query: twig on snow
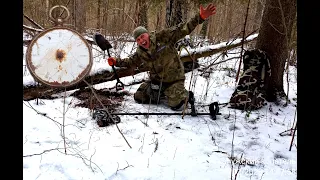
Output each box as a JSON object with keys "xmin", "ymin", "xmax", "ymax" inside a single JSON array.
[
  {"xmin": 154, "ymin": 138, "xmax": 159, "ymax": 153},
  {"xmin": 23, "ymin": 101, "xmax": 62, "ymax": 128},
  {"xmin": 207, "ymin": 123, "xmax": 217, "ymax": 146},
  {"xmin": 23, "ymin": 148, "xmax": 65, "ymax": 157},
  {"xmin": 173, "ymin": 147, "xmax": 177, "ymax": 160},
  {"xmin": 289, "ymin": 123, "xmax": 297, "ymax": 151},
  {"xmin": 116, "ymin": 161, "xmax": 134, "ymax": 174}
]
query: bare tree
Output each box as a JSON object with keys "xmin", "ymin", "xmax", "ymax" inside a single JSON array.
[
  {"xmin": 255, "ymin": 0, "xmax": 296, "ymax": 102},
  {"xmin": 97, "ymin": 0, "xmax": 102, "ymax": 29},
  {"xmin": 74, "ymin": 0, "xmax": 86, "ymax": 33},
  {"xmin": 252, "ymin": 0, "xmax": 265, "ymax": 31},
  {"xmin": 138, "ymin": 0, "xmax": 148, "ymax": 28},
  {"xmin": 165, "ymin": 0, "xmax": 184, "ymax": 28}
]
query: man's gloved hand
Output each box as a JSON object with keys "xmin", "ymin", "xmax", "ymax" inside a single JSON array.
[
  {"xmin": 200, "ymin": 3, "xmax": 216, "ymax": 20},
  {"xmin": 107, "ymin": 57, "xmax": 116, "ymax": 66}
]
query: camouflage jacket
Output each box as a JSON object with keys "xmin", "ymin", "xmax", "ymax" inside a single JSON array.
[{"xmin": 115, "ymin": 13, "xmax": 205, "ymax": 84}]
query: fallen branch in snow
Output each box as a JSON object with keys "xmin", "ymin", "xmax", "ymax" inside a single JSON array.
[
  {"xmin": 173, "ymin": 147, "xmax": 178, "ymax": 160},
  {"xmin": 154, "ymin": 138, "xmax": 159, "ymax": 153},
  {"xmin": 289, "ymin": 121, "xmax": 297, "ymax": 151},
  {"xmin": 279, "ymin": 128, "xmax": 295, "ymax": 136},
  {"xmin": 62, "ymin": 90, "xmax": 68, "ymax": 155},
  {"xmin": 23, "ymin": 148, "xmax": 65, "ymax": 157},
  {"xmin": 212, "ymin": 150, "xmax": 228, "ymax": 154},
  {"xmin": 23, "ymin": 35, "xmax": 257, "ymax": 101},
  {"xmin": 230, "ymin": 153, "xmax": 244, "ymax": 180},
  {"xmin": 23, "ymin": 14, "xmax": 44, "ymax": 30},
  {"xmin": 57, "ymin": 147, "xmax": 103, "ymax": 174},
  {"xmin": 207, "ymin": 124, "xmax": 217, "ymax": 146},
  {"xmin": 23, "ymin": 23, "xmax": 95, "ymax": 46},
  {"xmin": 199, "ymin": 56, "xmax": 240, "ymax": 76}
]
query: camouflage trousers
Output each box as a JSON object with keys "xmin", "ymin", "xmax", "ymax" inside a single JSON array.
[{"xmin": 134, "ymin": 80, "xmax": 188, "ymax": 107}]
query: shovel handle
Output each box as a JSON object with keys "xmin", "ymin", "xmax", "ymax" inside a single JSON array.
[
  {"xmin": 116, "ymin": 81, "xmax": 124, "ymax": 91},
  {"xmin": 107, "ymin": 49, "xmax": 124, "ymax": 91}
]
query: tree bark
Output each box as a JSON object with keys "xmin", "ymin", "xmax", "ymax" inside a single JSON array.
[
  {"xmin": 97, "ymin": 0, "xmax": 102, "ymax": 29},
  {"xmin": 165, "ymin": 0, "xmax": 183, "ymax": 28},
  {"xmin": 252, "ymin": 0, "xmax": 265, "ymax": 31},
  {"xmin": 138, "ymin": 0, "xmax": 148, "ymax": 28},
  {"xmin": 74, "ymin": 0, "xmax": 86, "ymax": 33},
  {"xmin": 255, "ymin": 0, "xmax": 296, "ymax": 102}
]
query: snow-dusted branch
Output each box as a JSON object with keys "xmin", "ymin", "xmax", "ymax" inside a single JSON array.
[{"xmin": 23, "ymin": 148, "xmax": 65, "ymax": 157}]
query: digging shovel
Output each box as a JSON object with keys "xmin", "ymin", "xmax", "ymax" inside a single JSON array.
[{"xmin": 93, "ymin": 33, "xmax": 124, "ymax": 91}]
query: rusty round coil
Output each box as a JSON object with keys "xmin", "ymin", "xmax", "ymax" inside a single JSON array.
[
  {"xmin": 49, "ymin": 5, "xmax": 70, "ymax": 26},
  {"xmin": 26, "ymin": 27, "xmax": 93, "ymax": 88}
]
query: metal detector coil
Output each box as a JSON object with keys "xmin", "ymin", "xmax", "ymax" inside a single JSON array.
[{"xmin": 25, "ymin": 5, "xmax": 93, "ymax": 88}]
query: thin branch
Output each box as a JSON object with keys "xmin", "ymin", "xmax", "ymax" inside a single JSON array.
[
  {"xmin": 116, "ymin": 161, "xmax": 134, "ymax": 174},
  {"xmin": 207, "ymin": 123, "xmax": 217, "ymax": 146},
  {"xmin": 23, "ymin": 14, "xmax": 44, "ymax": 29},
  {"xmin": 154, "ymin": 138, "xmax": 159, "ymax": 153},
  {"xmin": 173, "ymin": 147, "xmax": 177, "ymax": 160},
  {"xmin": 289, "ymin": 122, "xmax": 297, "ymax": 151},
  {"xmin": 23, "ymin": 101, "xmax": 62, "ymax": 127},
  {"xmin": 23, "ymin": 148, "xmax": 65, "ymax": 157},
  {"xmin": 200, "ymin": 56, "xmax": 240, "ymax": 76},
  {"xmin": 62, "ymin": 88, "xmax": 67, "ymax": 154},
  {"xmin": 57, "ymin": 147, "xmax": 103, "ymax": 174},
  {"xmin": 235, "ymin": 0, "xmax": 251, "ymax": 83},
  {"xmin": 234, "ymin": 154, "xmax": 244, "ymax": 180},
  {"xmin": 212, "ymin": 150, "xmax": 228, "ymax": 155}
]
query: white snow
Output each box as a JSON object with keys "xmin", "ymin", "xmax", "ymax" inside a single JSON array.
[{"xmin": 23, "ymin": 33, "xmax": 297, "ymax": 180}]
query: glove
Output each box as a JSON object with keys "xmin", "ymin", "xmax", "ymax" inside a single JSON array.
[
  {"xmin": 200, "ymin": 3, "xmax": 216, "ymax": 20},
  {"xmin": 107, "ymin": 57, "xmax": 116, "ymax": 66}
]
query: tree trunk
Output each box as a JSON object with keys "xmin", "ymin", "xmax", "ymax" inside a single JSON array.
[
  {"xmin": 103, "ymin": 0, "xmax": 108, "ymax": 35},
  {"xmin": 74, "ymin": 0, "xmax": 86, "ymax": 33},
  {"xmin": 46, "ymin": 0, "xmax": 50, "ymax": 26},
  {"xmin": 165, "ymin": 0, "xmax": 173, "ymax": 28},
  {"xmin": 165, "ymin": 0, "xmax": 183, "ymax": 28},
  {"xmin": 252, "ymin": 0, "xmax": 265, "ymax": 31},
  {"xmin": 255, "ymin": 0, "xmax": 296, "ymax": 102},
  {"xmin": 97, "ymin": 0, "xmax": 102, "ymax": 29},
  {"xmin": 138, "ymin": 0, "xmax": 148, "ymax": 28}
]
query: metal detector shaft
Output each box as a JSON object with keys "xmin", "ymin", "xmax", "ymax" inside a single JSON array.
[{"xmin": 111, "ymin": 112, "xmax": 212, "ymax": 116}]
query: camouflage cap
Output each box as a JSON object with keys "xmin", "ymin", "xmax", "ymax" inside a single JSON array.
[{"xmin": 133, "ymin": 26, "xmax": 148, "ymax": 40}]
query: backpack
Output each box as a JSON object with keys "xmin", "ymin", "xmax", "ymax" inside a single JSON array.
[{"xmin": 229, "ymin": 49, "xmax": 271, "ymax": 110}]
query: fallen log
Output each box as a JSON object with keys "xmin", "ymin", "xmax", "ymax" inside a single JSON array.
[{"xmin": 23, "ymin": 35, "xmax": 257, "ymax": 101}]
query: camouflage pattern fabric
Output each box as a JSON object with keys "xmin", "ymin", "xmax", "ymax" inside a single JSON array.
[
  {"xmin": 229, "ymin": 49, "xmax": 271, "ymax": 110},
  {"xmin": 134, "ymin": 80, "xmax": 188, "ymax": 107},
  {"xmin": 115, "ymin": 13, "xmax": 205, "ymax": 107}
]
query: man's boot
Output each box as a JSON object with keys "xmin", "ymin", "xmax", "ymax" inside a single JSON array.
[{"xmin": 188, "ymin": 91, "xmax": 197, "ymax": 116}]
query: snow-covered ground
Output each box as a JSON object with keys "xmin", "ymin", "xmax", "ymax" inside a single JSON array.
[{"xmin": 23, "ymin": 33, "xmax": 297, "ymax": 180}]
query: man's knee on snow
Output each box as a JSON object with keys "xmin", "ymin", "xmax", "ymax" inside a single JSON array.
[
  {"xmin": 134, "ymin": 91, "xmax": 150, "ymax": 104},
  {"xmin": 134, "ymin": 82, "xmax": 162, "ymax": 104},
  {"xmin": 134, "ymin": 82, "xmax": 151, "ymax": 104},
  {"xmin": 164, "ymin": 81, "xmax": 188, "ymax": 108}
]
